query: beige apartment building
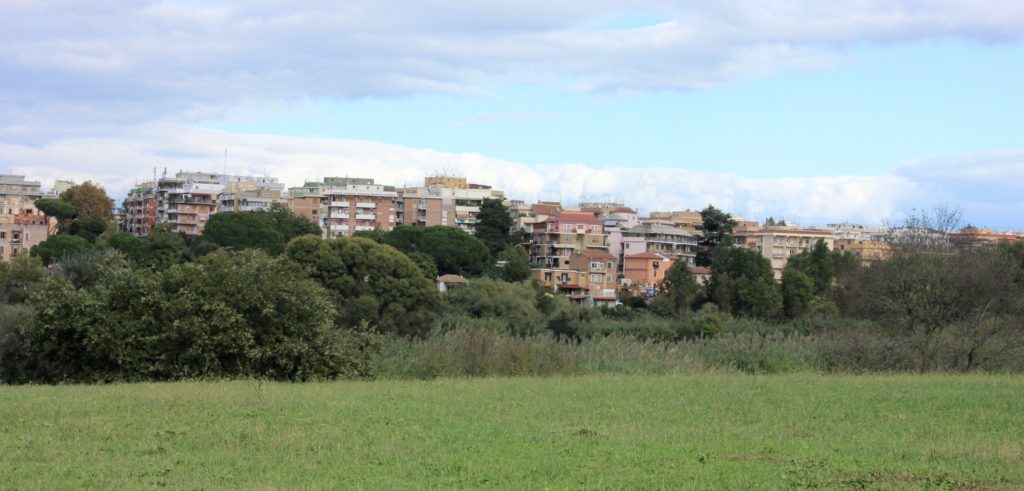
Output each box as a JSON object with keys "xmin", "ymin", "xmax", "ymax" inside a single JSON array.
[
  {"xmin": 0, "ymin": 223, "xmax": 48, "ymax": 262},
  {"xmin": 530, "ymin": 211, "xmax": 608, "ymax": 269},
  {"xmin": 646, "ymin": 210, "xmax": 702, "ymax": 229},
  {"xmin": 398, "ymin": 176, "xmax": 504, "ymax": 234},
  {"xmin": 620, "ymin": 223, "xmax": 699, "ymax": 266},
  {"xmin": 734, "ymin": 226, "xmax": 835, "ymax": 279},
  {"xmin": 834, "ymin": 238, "xmax": 891, "ymax": 265}
]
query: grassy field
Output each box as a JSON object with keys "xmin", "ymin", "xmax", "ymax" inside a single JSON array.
[{"xmin": 2, "ymin": 374, "xmax": 1022, "ymax": 489}]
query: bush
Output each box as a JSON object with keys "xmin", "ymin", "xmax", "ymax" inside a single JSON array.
[{"xmin": 445, "ymin": 278, "xmax": 546, "ymax": 336}]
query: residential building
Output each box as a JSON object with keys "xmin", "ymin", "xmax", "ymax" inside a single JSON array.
[
  {"xmin": 621, "ymin": 223, "xmax": 699, "ymax": 266},
  {"xmin": 601, "ymin": 207, "xmax": 640, "ymax": 267},
  {"xmin": 0, "ymin": 223, "xmax": 48, "ymax": 262},
  {"xmin": 622, "ymin": 251, "xmax": 674, "ymax": 295},
  {"xmin": 531, "ymin": 248, "xmax": 618, "ymax": 307},
  {"xmin": 827, "ymin": 222, "xmax": 888, "ymax": 241},
  {"xmin": 834, "ymin": 238, "xmax": 892, "ymax": 265},
  {"xmin": 734, "ymin": 226, "xmax": 835, "ymax": 279},
  {"xmin": 949, "ymin": 228, "xmax": 1022, "ymax": 248},
  {"xmin": 530, "ymin": 211, "xmax": 607, "ymax": 268},
  {"xmin": 217, "ymin": 186, "xmax": 286, "ymax": 213},
  {"xmin": 156, "ymin": 173, "xmax": 222, "ymax": 236},
  {"xmin": 509, "ymin": 201, "xmax": 561, "ymax": 234},
  {"xmin": 646, "ymin": 210, "xmax": 702, "ymax": 229},
  {"xmin": 0, "ymin": 175, "xmax": 44, "ymax": 222},
  {"xmin": 397, "ymin": 176, "xmax": 504, "ymax": 234},
  {"xmin": 124, "ymin": 181, "xmax": 159, "ymax": 237},
  {"xmin": 323, "ymin": 180, "xmax": 399, "ymax": 238}
]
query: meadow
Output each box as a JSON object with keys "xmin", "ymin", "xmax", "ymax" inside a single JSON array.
[{"xmin": 2, "ymin": 374, "xmax": 1023, "ymax": 489}]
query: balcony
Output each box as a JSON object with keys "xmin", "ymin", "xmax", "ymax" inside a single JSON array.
[
  {"xmin": 329, "ymin": 211, "xmax": 349, "ymax": 219},
  {"xmin": 355, "ymin": 214, "xmax": 376, "ymax": 221},
  {"xmin": 355, "ymin": 202, "xmax": 376, "ymax": 209},
  {"xmin": 330, "ymin": 202, "xmax": 350, "ymax": 208}
]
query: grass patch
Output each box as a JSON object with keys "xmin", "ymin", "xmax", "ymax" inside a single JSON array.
[{"xmin": 1, "ymin": 374, "xmax": 1022, "ymax": 489}]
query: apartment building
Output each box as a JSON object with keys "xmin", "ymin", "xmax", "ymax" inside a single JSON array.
[
  {"xmin": 949, "ymin": 229, "xmax": 1022, "ymax": 248},
  {"xmin": 601, "ymin": 207, "xmax": 640, "ymax": 267},
  {"xmin": 530, "ymin": 211, "xmax": 607, "ymax": 268},
  {"xmin": 622, "ymin": 251, "xmax": 674, "ymax": 295},
  {"xmin": 734, "ymin": 226, "xmax": 836, "ymax": 279},
  {"xmin": 124, "ymin": 182, "xmax": 159, "ymax": 237},
  {"xmin": 397, "ymin": 176, "xmax": 504, "ymax": 234},
  {"xmin": 646, "ymin": 210, "xmax": 702, "ymax": 229},
  {"xmin": 217, "ymin": 186, "xmax": 287, "ymax": 213},
  {"xmin": 835, "ymin": 238, "xmax": 892, "ymax": 265},
  {"xmin": 620, "ymin": 223, "xmax": 699, "ymax": 266},
  {"xmin": 323, "ymin": 180, "xmax": 399, "ymax": 238},
  {"xmin": 531, "ymin": 248, "xmax": 618, "ymax": 307},
  {"xmin": 0, "ymin": 175, "xmax": 44, "ymax": 223},
  {"xmin": 509, "ymin": 201, "xmax": 561, "ymax": 234},
  {"xmin": 156, "ymin": 173, "xmax": 222, "ymax": 236},
  {"xmin": 0, "ymin": 223, "xmax": 48, "ymax": 262}
]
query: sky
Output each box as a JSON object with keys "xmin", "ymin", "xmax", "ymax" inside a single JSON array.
[{"xmin": 2, "ymin": 1, "xmax": 1023, "ymax": 228}]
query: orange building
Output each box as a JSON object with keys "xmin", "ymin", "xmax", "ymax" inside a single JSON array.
[
  {"xmin": 622, "ymin": 251, "xmax": 674, "ymax": 295},
  {"xmin": 531, "ymin": 248, "xmax": 619, "ymax": 307}
]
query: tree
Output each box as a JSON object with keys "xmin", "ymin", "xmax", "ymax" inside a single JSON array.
[
  {"xmin": 785, "ymin": 239, "xmax": 834, "ymax": 296},
  {"xmin": 707, "ymin": 245, "xmax": 782, "ymax": 320},
  {"xmin": 781, "ymin": 267, "xmax": 815, "ymax": 318},
  {"xmin": 68, "ymin": 216, "xmax": 112, "ymax": 243},
  {"xmin": 201, "ymin": 211, "xmax": 286, "ymax": 255},
  {"xmin": 3, "ymin": 249, "xmax": 371, "ymax": 383},
  {"xmin": 286, "ymin": 235, "xmax": 441, "ymax": 337},
  {"xmin": 0, "ymin": 254, "xmax": 45, "ymax": 304},
  {"xmin": 382, "ymin": 225, "xmax": 490, "ymax": 276},
  {"xmin": 843, "ymin": 247, "xmax": 1022, "ymax": 372},
  {"xmin": 446, "ymin": 278, "xmax": 546, "ymax": 336},
  {"xmin": 265, "ymin": 203, "xmax": 321, "ymax": 241},
  {"xmin": 33, "ymin": 199, "xmax": 78, "ymax": 232},
  {"xmin": 60, "ymin": 181, "xmax": 114, "ymax": 220},
  {"xmin": 475, "ymin": 199, "xmax": 514, "ymax": 256},
  {"xmin": 659, "ymin": 260, "xmax": 699, "ymax": 317},
  {"xmin": 495, "ymin": 246, "xmax": 531, "ymax": 282},
  {"xmin": 29, "ymin": 234, "xmax": 93, "ymax": 265},
  {"xmin": 696, "ymin": 205, "xmax": 737, "ymax": 267}
]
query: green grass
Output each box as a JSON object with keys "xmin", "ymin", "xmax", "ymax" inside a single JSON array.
[{"xmin": 2, "ymin": 374, "xmax": 1023, "ymax": 489}]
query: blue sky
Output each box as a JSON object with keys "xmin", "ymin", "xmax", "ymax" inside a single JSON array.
[
  {"xmin": 208, "ymin": 40, "xmax": 1023, "ymax": 178},
  {"xmin": 2, "ymin": 1, "xmax": 1023, "ymax": 227}
]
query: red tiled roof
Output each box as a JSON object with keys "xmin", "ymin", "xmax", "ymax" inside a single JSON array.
[
  {"xmin": 613, "ymin": 207, "xmax": 637, "ymax": 214},
  {"xmin": 580, "ymin": 249, "xmax": 616, "ymax": 260},
  {"xmin": 546, "ymin": 211, "xmax": 601, "ymax": 224},
  {"xmin": 532, "ymin": 203, "xmax": 561, "ymax": 215},
  {"xmin": 691, "ymin": 266, "xmax": 711, "ymax": 275}
]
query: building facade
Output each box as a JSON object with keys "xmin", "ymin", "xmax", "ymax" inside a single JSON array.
[
  {"xmin": 0, "ymin": 223, "xmax": 48, "ymax": 262},
  {"xmin": 323, "ymin": 181, "xmax": 399, "ymax": 238},
  {"xmin": 734, "ymin": 226, "xmax": 836, "ymax": 279},
  {"xmin": 620, "ymin": 223, "xmax": 699, "ymax": 266},
  {"xmin": 530, "ymin": 211, "xmax": 607, "ymax": 268},
  {"xmin": 397, "ymin": 176, "xmax": 504, "ymax": 234}
]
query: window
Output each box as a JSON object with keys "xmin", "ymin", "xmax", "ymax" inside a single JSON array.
[
  {"xmin": 0, "ymin": 231, "xmax": 4, "ymax": 239},
  {"xmin": 590, "ymin": 274, "xmax": 603, "ymax": 283},
  {"xmin": 560, "ymin": 273, "xmax": 570, "ymax": 282},
  {"xmin": 544, "ymin": 272, "xmax": 552, "ymax": 281},
  {"xmin": 607, "ymin": 261, "xmax": 613, "ymax": 269},
  {"xmin": 590, "ymin": 261, "xmax": 602, "ymax": 270}
]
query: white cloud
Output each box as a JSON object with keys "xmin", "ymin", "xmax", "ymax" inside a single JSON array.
[
  {"xmin": 17, "ymin": 124, "xmax": 1020, "ymax": 227},
  {"xmin": 1, "ymin": 1, "xmax": 1022, "ymax": 133}
]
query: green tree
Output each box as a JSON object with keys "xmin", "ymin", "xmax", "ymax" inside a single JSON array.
[
  {"xmin": 0, "ymin": 254, "xmax": 46, "ymax": 304},
  {"xmin": 202, "ymin": 211, "xmax": 286, "ymax": 255},
  {"xmin": 29, "ymin": 234, "xmax": 93, "ymax": 265},
  {"xmin": 660, "ymin": 260, "xmax": 699, "ymax": 317},
  {"xmin": 785, "ymin": 239, "xmax": 834, "ymax": 295},
  {"xmin": 475, "ymin": 199, "xmax": 514, "ymax": 256},
  {"xmin": 781, "ymin": 267, "xmax": 815, "ymax": 318},
  {"xmin": 286, "ymin": 235, "xmax": 441, "ymax": 337},
  {"xmin": 696, "ymin": 205, "xmax": 738, "ymax": 267},
  {"xmin": 707, "ymin": 245, "xmax": 782, "ymax": 320},
  {"xmin": 68, "ymin": 216, "xmax": 112, "ymax": 243},
  {"xmin": 495, "ymin": 246, "xmax": 531, "ymax": 282},
  {"xmin": 266, "ymin": 203, "xmax": 321, "ymax": 241},
  {"xmin": 383, "ymin": 225, "xmax": 490, "ymax": 276},
  {"xmin": 33, "ymin": 199, "xmax": 78, "ymax": 232},
  {"xmin": 445, "ymin": 278, "xmax": 546, "ymax": 336},
  {"xmin": 60, "ymin": 181, "xmax": 114, "ymax": 220}
]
